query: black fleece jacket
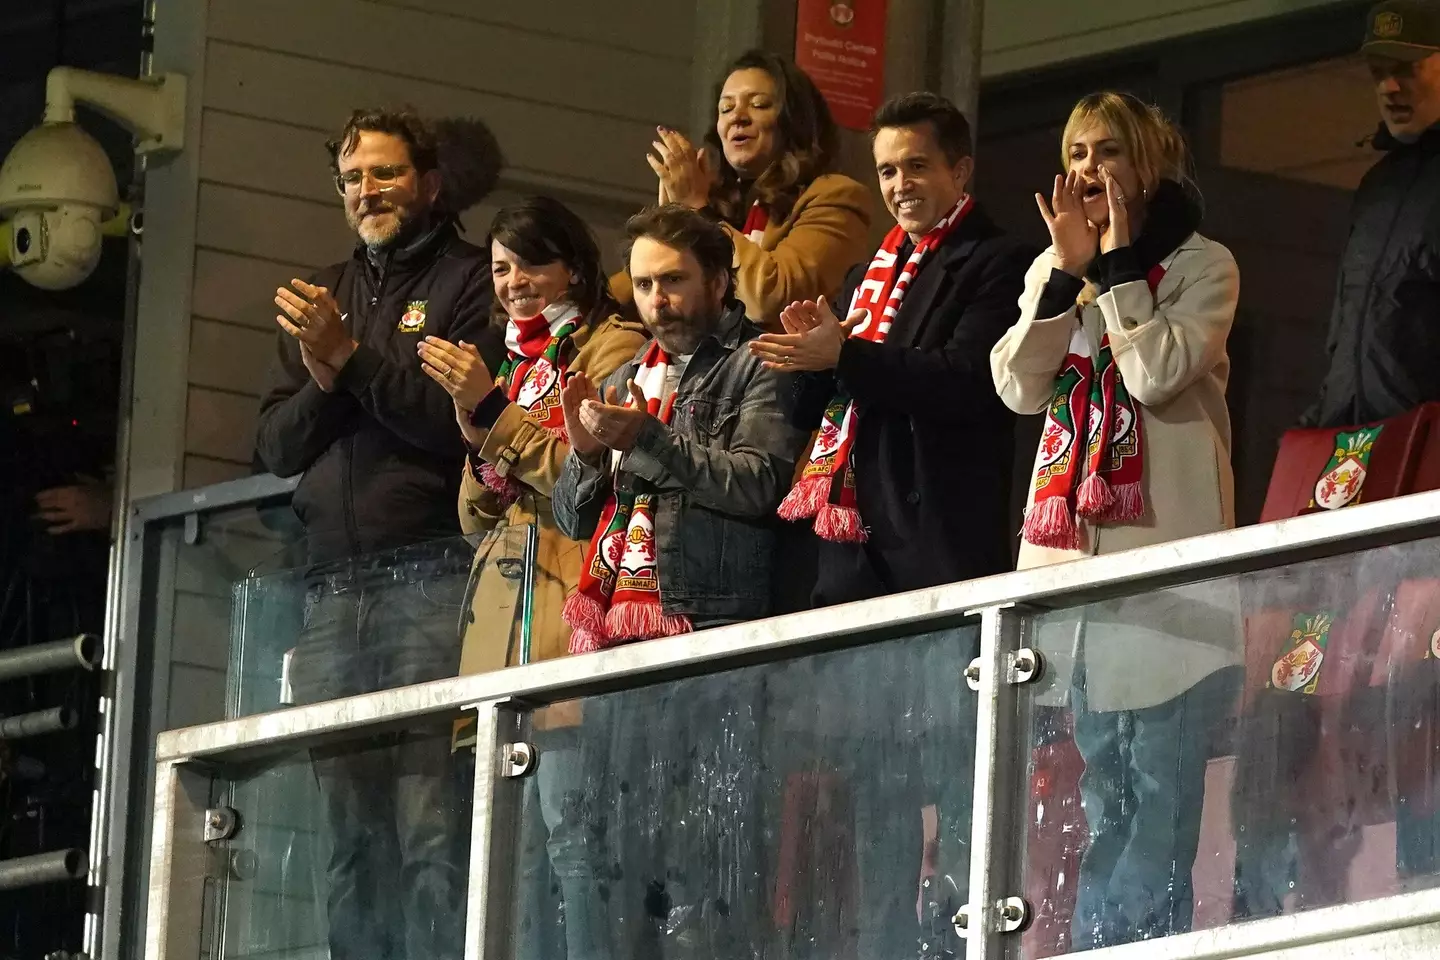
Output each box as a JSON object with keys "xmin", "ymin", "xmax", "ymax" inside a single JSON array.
[{"xmin": 254, "ymin": 219, "xmax": 504, "ymax": 563}]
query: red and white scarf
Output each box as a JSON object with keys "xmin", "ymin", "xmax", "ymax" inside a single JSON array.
[
  {"xmin": 562, "ymin": 342, "xmax": 693, "ymax": 653},
  {"xmin": 476, "ymin": 304, "xmax": 580, "ymax": 506},
  {"xmin": 1023, "ymin": 265, "xmax": 1165, "ymax": 549},
  {"xmin": 741, "ymin": 202, "xmax": 769, "ymax": 244},
  {"xmin": 778, "ymin": 195, "xmax": 973, "ymax": 542}
]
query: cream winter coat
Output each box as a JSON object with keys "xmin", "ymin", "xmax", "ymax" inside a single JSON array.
[{"xmin": 990, "ymin": 232, "xmax": 1243, "ymax": 711}]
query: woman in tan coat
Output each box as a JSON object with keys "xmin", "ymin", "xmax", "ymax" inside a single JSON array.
[
  {"xmin": 420, "ymin": 196, "xmax": 645, "ymax": 960},
  {"xmin": 614, "ymin": 49, "xmax": 872, "ymax": 331},
  {"xmin": 990, "ymin": 93, "xmax": 1242, "ymax": 950}
]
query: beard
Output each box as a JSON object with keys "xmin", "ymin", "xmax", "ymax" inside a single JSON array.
[
  {"xmin": 644, "ymin": 304, "xmax": 717, "ymax": 357},
  {"xmin": 347, "ymin": 198, "xmax": 427, "ymax": 251}
]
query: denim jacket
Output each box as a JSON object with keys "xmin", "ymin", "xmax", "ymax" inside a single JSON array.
[{"xmin": 552, "ymin": 304, "xmax": 807, "ymax": 624}]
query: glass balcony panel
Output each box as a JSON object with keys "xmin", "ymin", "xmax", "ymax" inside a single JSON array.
[
  {"xmin": 503, "ymin": 624, "xmax": 978, "ymax": 960},
  {"xmin": 227, "ymin": 522, "xmax": 536, "ymax": 719},
  {"xmin": 211, "ymin": 716, "xmax": 476, "ymax": 960},
  {"xmin": 1015, "ymin": 537, "xmax": 1440, "ymax": 956}
]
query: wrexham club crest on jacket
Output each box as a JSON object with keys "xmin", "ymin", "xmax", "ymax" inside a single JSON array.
[
  {"xmin": 398, "ymin": 300, "xmax": 427, "ymax": 333},
  {"xmin": 1310, "ymin": 425, "xmax": 1383, "ymax": 511},
  {"xmin": 1270, "ymin": 611, "xmax": 1335, "ymax": 694}
]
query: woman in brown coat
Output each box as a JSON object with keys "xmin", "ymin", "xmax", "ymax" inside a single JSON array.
[
  {"xmin": 420, "ymin": 196, "xmax": 645, "ymax": 960},
  {"xmin": 613, "ymin": 49, "xmax": 872, "ymax": 331}
]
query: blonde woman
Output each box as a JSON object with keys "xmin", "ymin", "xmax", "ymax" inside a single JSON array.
[{"xmin": 991, "ymin": 92, "xmax": 1242, "ymax": 949}]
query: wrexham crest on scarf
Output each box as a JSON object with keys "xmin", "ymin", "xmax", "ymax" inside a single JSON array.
[
  {"xmin": 514, "ymin": 357, "xmax": 561, "ymax": 417},
  {"xmin": 1310, "ymin": 425, "xmax": 1383, "ymax": 511},
  {"xmin": 1035, "ymin": 368, "xmax": 1085, "ymax": 483},
  {"xmin": 1270, "ymin": 611, "xmax": 1335, "ymax": 694},
  {"xmin": 397, "ymin": 300, "xmax": 427, "ymax": 333}
]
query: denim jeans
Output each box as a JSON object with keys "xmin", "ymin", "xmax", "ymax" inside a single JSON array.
[
  {"xmin": 769, "ymin": 628, "xmax": 977, "ymax": 960},
  {"xmin": 516, "ymin": 738, "xmax": 614, "ymax": 960},
  {"xmin": 1070, "ymin": 665, "xmax": 1240, "ymax": 951},
  {"xmin": 289, "ymin": 564, "xmax": 471, "ymax": 960}
]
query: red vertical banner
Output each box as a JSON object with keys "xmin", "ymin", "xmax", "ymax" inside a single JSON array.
[{"xmin": 794, "ymin": 0, "xmax": 888, "ymax": 131}]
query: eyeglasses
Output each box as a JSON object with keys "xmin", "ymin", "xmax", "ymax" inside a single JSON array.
[{"xmin": 333, "ymin": 164, "xmax": 412, "ymax": 196}]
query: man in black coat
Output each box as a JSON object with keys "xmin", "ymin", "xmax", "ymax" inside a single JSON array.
[
  {"xmin": 254, "ymin": 108, "xmax": 502, "ymax": 960},
  {"xmin": 1303, "ymin": 0, "xmax": 1440, "ymax": 428},
  {"xmin": 752, "ymin": 92, "xmax": 1031, "ymax": 606},
  {"xmin": 751, "ymin": 91, "xmax": 1032, "ymax": 959},
  {"xmin": 1238, "ymin": 1, "xmax": 1440, "ymax": 921}
]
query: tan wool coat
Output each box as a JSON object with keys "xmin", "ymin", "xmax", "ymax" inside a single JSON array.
[
  {"xmin": 991, "ymin": 233, "xmax": 1244, "ymax": 711},
  {"xmin": 613, "ymin": 173, "xmax": 873, "ymax": 331},
  {"xmin": 456, "ymin": 313, "xmax": 649, "ymax": 680}
]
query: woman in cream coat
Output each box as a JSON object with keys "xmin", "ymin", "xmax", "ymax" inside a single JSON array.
[{"xmin": 991, "ymin": 93, "xmax": 1243, "ymax": 950}]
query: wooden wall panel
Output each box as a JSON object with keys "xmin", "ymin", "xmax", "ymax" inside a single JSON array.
[
  {"xmin": 202, "ymin": 41, "xmax": 655, "ymax": 198},
  {"xmin": 207, "ymin": 0, "xmax": 687, "ymax": 125},
  {"xmin": 175, "ymin": 0, "xmax": 699, "ymax": 485},
  {"xmin": 192, "ymin": 249, "xmax": 314, "ymax": 331},
  {"xmin": 184, "ymin": 385, "xmax": 258, "ymax": 465},
  {"xmin": 368, "ymin": 0, "xmax": 695, "ymax": 54},
  {"xmin": 195, "ymin": 182, "xmax": 351, "ymax": 269},
  {"xmin": 189, "ymin": 319, "xmax": 275, "ymax": 397}
]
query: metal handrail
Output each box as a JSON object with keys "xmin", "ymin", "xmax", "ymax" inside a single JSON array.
[{"xmin": 154, "ymin": 485, "xmax": 1440, "ymax": 763}]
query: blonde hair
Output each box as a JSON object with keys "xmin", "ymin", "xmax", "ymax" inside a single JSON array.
[{"xmin": 1060, "ymin": 92, "xmax": 1194, "ymax": 196}]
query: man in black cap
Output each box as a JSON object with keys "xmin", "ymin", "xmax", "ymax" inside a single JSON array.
[
  {"xmin": 1237, "ymin": 1, "xmax": 1440, "ymax": 921},
  {"xmin": 1303, "ymin": 0, "xmax": 1440, "ymax": 427}
]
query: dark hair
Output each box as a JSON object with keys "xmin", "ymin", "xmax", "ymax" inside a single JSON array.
[
  {"xmin": 702, "ymin": 50, "xmax": 839, "ymax": 225},
  {"xmin": 326, "ymin": 106, "xmax": 439, "ymax": 176},
  {"xmin": 486, "ymin": 196, "xmax": 617, "ymax": 328},
  {"xmin": 871, "ymin": 92, "xmax": 973, "ymax": 164},
  {"xmin": 622, "ymin": 204, "xmax": 736, "ymax": 302}
]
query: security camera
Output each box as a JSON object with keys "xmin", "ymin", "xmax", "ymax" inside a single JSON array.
[
  {"xmin": 0, "ymin": 67, "xmax": 185, "ymax": 291},
  {"xmin": 0, "ymin": 122, "xmax": 116, "ymax": 290}
]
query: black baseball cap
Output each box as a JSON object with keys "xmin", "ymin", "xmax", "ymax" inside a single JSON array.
[{"xmin": 1363, "ymin": 0, "xmax": 1440, "ymax": 60}]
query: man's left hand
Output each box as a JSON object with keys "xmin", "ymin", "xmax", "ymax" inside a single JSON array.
[
  {"xmin": 579, "ymin": 381, "xmax": 652, "ymax": 452},
  {"xmin": 275, "ymin": 279, "xmax": 357, "ymax": 370},
  {"xmin": 749, "ymin": 296, "xmax": 864, "ymax": 372}
]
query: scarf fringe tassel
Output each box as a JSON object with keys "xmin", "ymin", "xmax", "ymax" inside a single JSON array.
[
  {"xmin": 604, "ymin": 602, "xmax": 693, "ymax": 644},
  {"xmin": 777, "ymin": 476, "xmax": 829, "ymax": 522},
  {"xmin": 1076, "ymin": 473, "xmax": 1113, "ymax": 516},
  {"xmin": 563, "ymin": 593, "xmax": 608, "ymax": 655},
  {"xmin": 477, "ymin": 462, "xmax": 521, "ymax": 509},
  {"xmin": 814, "ymin": 504, "xmax": 868, "ymax": 544},
  {"xmin": 1099, "ymin": 481, "xmax": 1144, "ymax": 524},
  {"xmin": 779, "ymin": 478, "xmax": 868, "ymax": 543},
  {"xmin": 1022, "ymin": 497, "xmax": 1081, "ymax": 550},
  {"xmin": 564, "ymin": 594, "xmax": 694, "ymax": 654}
]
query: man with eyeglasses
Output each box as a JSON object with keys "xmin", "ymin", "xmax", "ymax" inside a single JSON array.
[{"xmin": 254, "ymin": 108, "xmax": 502, "ymax": 960}]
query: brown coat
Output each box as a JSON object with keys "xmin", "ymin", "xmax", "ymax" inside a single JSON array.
[
  {"xmin": 457, "ymin": 313, "xmax": 649, "ymax": 678},
  {"xmin": 612, "ymin": 174, "xmax": 873, "ymax": 330},
  {"xmin": 991, "ymin": 234, "xmax": 1243, "ymax": 711}
]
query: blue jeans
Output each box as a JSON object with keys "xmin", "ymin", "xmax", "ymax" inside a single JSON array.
[
  {"xmin": 1070, "ymin": 666, "xmax": 1240, "ymax": 951},
  {"xmin": 290, "ymin": 564, "xmax": 471, "ymax": 960},
  {"xmin": 516, "ymin": 740, "xmax": 613, "ymax": 960}
]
